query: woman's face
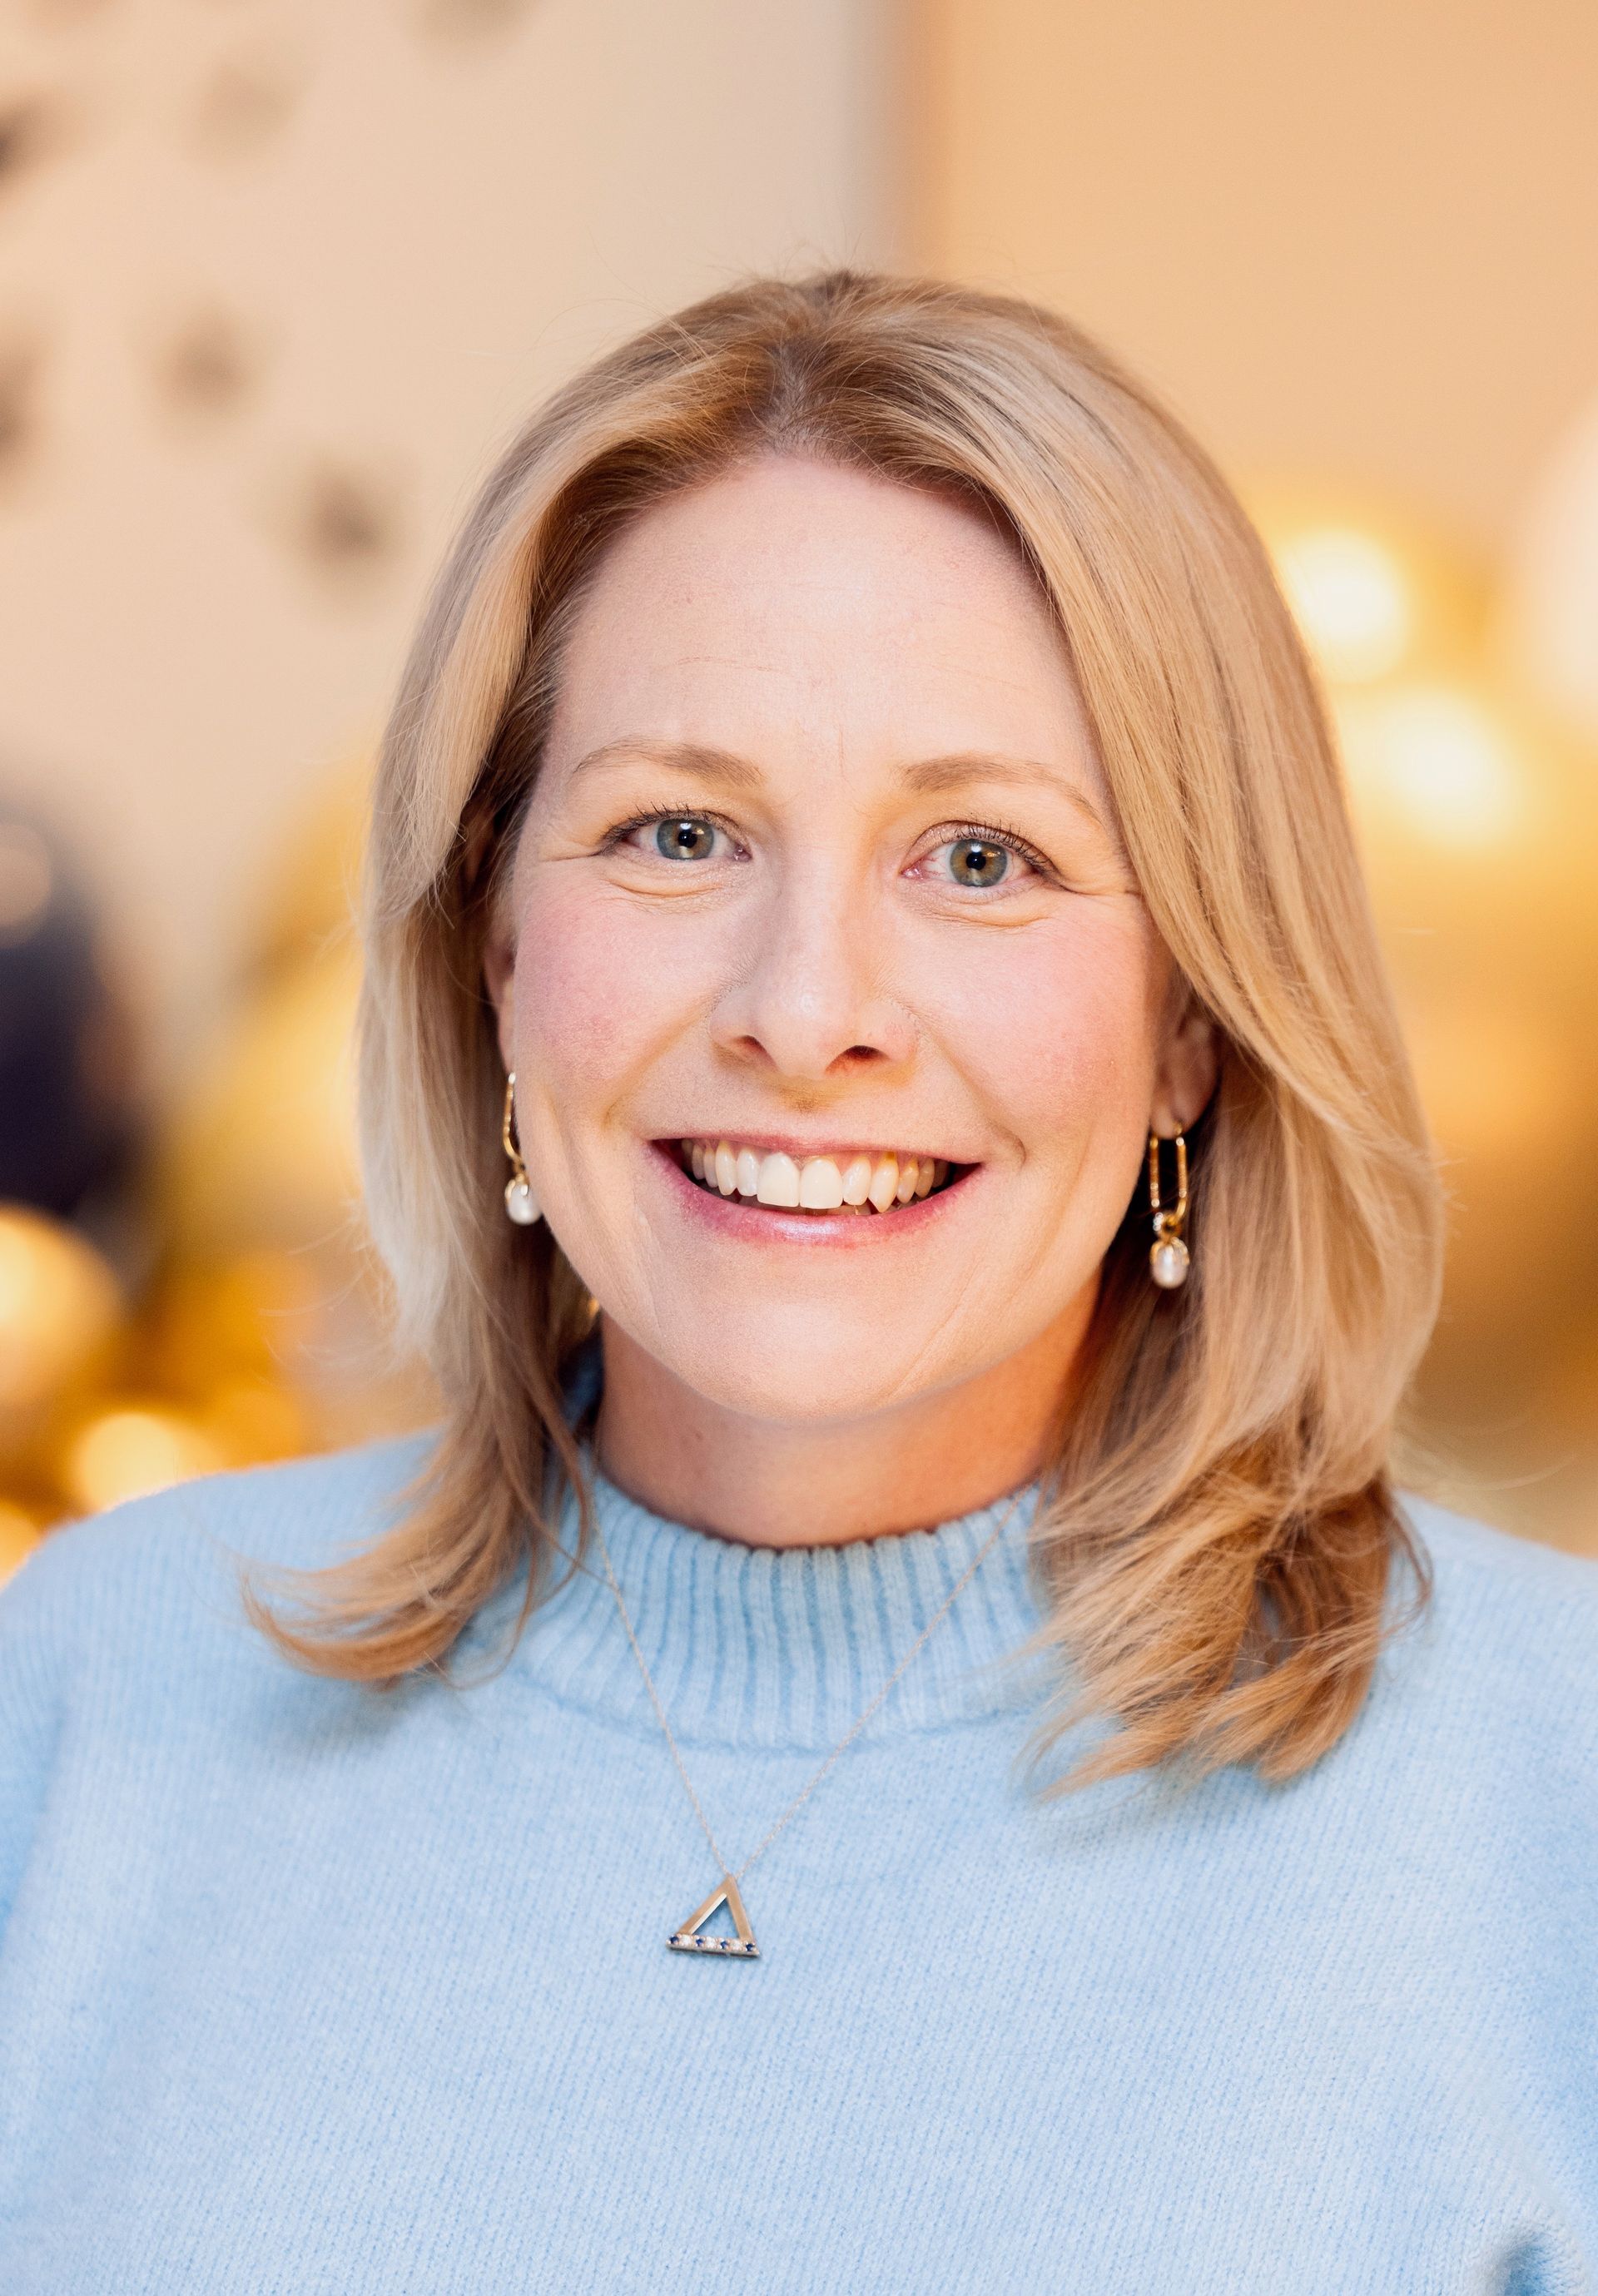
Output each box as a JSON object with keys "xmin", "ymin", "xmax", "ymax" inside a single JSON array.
[{"xmin": 488, "ymin": 455, "xmax": 1212, "ymax": 1428}]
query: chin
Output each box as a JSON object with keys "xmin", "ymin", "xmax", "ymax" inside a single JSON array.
[
  {"xmin": 633, "ymin": 1296, "xmax": 985, "ymax": 1428},
  {"xmin": 663, "ymin": 1359, "xmax": 922, "ymax": 1430}
]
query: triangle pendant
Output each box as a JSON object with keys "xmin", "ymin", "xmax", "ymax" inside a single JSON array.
[{"xmin": 668, "ymin": 1873, "xmax": 760, "ymax": 1958}]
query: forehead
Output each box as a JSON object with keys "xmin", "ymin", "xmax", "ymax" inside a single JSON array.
[{"xmin": 543, "ymin": 454, "xmax": 1104, "ymax": 797}]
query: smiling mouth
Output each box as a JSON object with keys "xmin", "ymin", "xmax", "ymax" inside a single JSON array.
[{"xmin": 674, "ymin": 1137, "xmax": 967, "ymax": 1215}]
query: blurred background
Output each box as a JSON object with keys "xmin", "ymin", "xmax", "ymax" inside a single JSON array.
[{"xmin": 1, "ymin": 0, "xmax": 1595, "ymax": 1580}]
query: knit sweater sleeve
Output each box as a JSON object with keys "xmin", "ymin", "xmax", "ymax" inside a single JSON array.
[
  {"xmin": 0, "ymin": 1482, "xmax": 249, "ymax": 1950},
  {"xmin": 0, "ymin": 1527, "xmax": 87, "ymax": 1944},
  {"xmin": 0, "ymin": 1438, "xmax": 434, "ymax": 1952}
]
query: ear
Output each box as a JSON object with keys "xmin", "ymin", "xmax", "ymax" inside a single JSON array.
[
  {"xmin": 482, "ymin": 915, "xmax": 517, "ymax": 1075},
  {"xmin": 1150, "ymin": 988, "xmax": 1221, "ymax": 1138}
]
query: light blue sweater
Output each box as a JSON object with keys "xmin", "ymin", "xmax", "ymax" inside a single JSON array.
[{"xmin": 2, "ymin": 1419, "xmax": 1596, "ymax": 2293}]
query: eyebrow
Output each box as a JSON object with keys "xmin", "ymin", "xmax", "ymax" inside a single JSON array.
[
  {"xmin": 570, "ymin": 739, "xmax": 762, "ymax": 791},
  {"xmin": 570, "ymin": 738, "xmax": 1112, "ymax": 833},
  {"xmin": 900, "ymin": 751, "xmax": 1110, "ymax": 833}
]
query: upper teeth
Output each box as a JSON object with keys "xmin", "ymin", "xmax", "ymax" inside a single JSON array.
[{"xmin": 683, "ymin": 1140, "xmax": 950, "ymax": 1212}]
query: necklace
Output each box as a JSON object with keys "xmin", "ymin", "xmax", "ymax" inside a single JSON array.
[{"xmin": 592, "ymin": 1488, "xmax": 1024, "ymax": 1961}]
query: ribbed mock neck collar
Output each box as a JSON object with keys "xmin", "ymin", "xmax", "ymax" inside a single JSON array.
[{"xmin": 479, "ymin": 1455, "xmax": 1051, "ymax": 1753}]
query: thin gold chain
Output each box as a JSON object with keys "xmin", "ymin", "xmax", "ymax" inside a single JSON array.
[{"xmin": 592, "ymin": 1490, "xmax": 1023, "ymax": 1889}]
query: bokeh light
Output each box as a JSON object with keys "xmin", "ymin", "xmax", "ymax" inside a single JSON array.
[
  {"xmin": 1250, "ymin": 487, "xmax": 1487, "ymax": 690},
  {"xmin": 63, "ymin": 1404, "xmax": 226, "ymax": 1517},
  {"xmin": 0, "ymin": 1206, "xmax": 123, "ymax": 1441},
  {"xmin": 1501, "ymin": 389, "xmax": 1598, "ymax": 745},
  {"xmin": 1335, "ymin": 681, "xmax": 1528, "ymax": 850},
  {"xmin": 1273, "ymin": 525, "xmax": 1414, "ymax": 685},
  {"xmin": 0, "ymin": 1497, "xmax": 41, "ymax": 1587},
  {"xmin": 1248, "ymin": 489, "xmax": 1598, "ymax": 1545}
]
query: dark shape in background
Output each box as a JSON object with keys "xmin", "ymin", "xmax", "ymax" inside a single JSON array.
[
  {"xmin": 147, "ymin": 302, "xmax": 268, "ymax": 424},
  {"xmin": 183, "ymin": 40, "xmax": 308, "ymax": 161},
  {"xmin": 0, "ymin": 331, "xmax": 47, "ymax": 485},
  {"xmin": 412, "ymin": 0, "xmax": 539, "ymax": 40},
  {"xmin": 267, "ymin": 453, "xmax": 408, "ymax": 588},
  {"xmin": 0, "ymin": 92, "xmax": 71, "ymax": 197},
  {"xmin": 0, "ymin": 805, "xmax": 138, "ymax": 1226}
]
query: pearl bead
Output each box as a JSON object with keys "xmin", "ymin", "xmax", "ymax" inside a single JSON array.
[
  {"xmin": 1150, "ymin": 1237, "xmax": 1189, "ymax": 1289},
  {"xmin": 504, "ymin": 1179, "xmax": 541, "ymax": 1227}
]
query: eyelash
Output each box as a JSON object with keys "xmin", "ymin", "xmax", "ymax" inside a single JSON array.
[
  {"xmin": 934, "ymin": 816, "xmax": 1056, "ymax": 883},
  {"xmin": 602, "ymin": 803, "xmax": 1057, "ymax": 884},
  {"xmin": 603, "ymin": 801, "xmax": 748, "ymax": 859}
]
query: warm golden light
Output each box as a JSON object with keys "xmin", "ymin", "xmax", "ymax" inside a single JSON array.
[
  {"xmin": 0, "ymin": 1208, "xmax": 124, "ymax": 1436},
  {"xmin": 1248, "ymin": 487, "xmax": 1486, "ymax": 693},
  {"xmin": 1402, "ymin": 1000, "xmax": 1576, "ymax": 1163},
  {"xmin": 0, "ymin": 1499, "xmax": 41, "ymax": 1587},
  {"xmin": 63, "ymin": 1405, "xmax": 226, "ymax": 1516},
  {"xmin": 1501, "ymin": 391, "xmax": 1598, "ymax": 746},
  {"xmin": 201, "ymin": 1377, "xmax": 306, "ymax": 1465},
  {"xmin": 157, "ymin": 942, "xmax": 362, "ymax": 1258},
  {"xmin": 1274, "ymin": 525, "xmax": 1413, "ymax": 684},
  {"xmin": 1336, "ymin": 682, "xmax": 1525, "ymax": 849}
]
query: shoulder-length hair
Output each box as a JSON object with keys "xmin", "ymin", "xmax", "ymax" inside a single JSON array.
[{"xmin": 243, "ymin": 269, "xmax": 1443, "ymax": 1792}]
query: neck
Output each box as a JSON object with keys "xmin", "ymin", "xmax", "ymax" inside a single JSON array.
[{"xmin": 593, "ymin": 1282, "xmax": 1095, "ymax": 1546}]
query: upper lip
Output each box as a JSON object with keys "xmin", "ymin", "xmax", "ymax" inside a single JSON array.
[{"xmin": 657, "ymin": 1133, "xmax": 973, "ymax": 1164}]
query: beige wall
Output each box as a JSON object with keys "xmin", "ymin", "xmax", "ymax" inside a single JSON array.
[
  {"xmin": 0, "ymin": 0, "xmax": 896, "ymax": 1076},
  {"xmin": 909, "ymin": 0, "xmax": 1598, "ymax": 545}
]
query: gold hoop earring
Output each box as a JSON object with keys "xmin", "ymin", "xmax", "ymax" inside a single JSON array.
[
  {"xmin": 502, "ymin": 1074, "xmax": 542, "ymax": 1227},
  {"xmin": 1147, "ymin": 1129, "xmax": 1189, "ymax": 1289}
]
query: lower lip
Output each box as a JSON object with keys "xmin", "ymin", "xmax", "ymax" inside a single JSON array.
[{"xmin": 646, "ymin": 1143, "xmax": 978, "ymax": 1249}]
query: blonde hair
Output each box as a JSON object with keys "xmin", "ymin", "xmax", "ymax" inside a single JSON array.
[{"xmin": 243, "ymin": 269, "xmax": 1444, "ymax": 1792}]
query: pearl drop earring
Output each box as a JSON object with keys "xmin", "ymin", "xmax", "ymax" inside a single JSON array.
[
  {"xmin": 1147, "ymin": 1128, "xmax": 1190, "ymax": 1288},
  {"xmin": 501, "ymin": 1073, "xmax": 542, "ymax": 1227}
]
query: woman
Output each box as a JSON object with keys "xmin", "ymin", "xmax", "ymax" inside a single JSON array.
[{"xmin": 2, "ymin": 271, "xmax": 1594, "ymax": 2292}]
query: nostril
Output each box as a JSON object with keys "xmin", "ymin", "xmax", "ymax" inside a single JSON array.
[{"xmin": 731, "ymin": 1039, "xmax": 886, "ymax": 1071}]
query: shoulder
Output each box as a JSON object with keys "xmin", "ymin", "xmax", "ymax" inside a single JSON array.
[
  {"xmin": 0, "ymin": 1436, "xmax": 440, "ymax": 1935},
  {"xmin": 0, "ymin": 1434, "xmax": 437, "ymax": 1727},
  {"xmin": 1396, "ymin": 1486, "xmax": 1598, "ymax": 1643},
  {"xmin": 1386, "ymin": 1488, "xmax": 1598, "ymax": 1756}
]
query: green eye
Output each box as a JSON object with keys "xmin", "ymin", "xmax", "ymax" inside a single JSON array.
[
  {"xmin": 655, "ymin": 817, "xmax": 717, "ymax": 860},
  {"xmin": 947, "ymin": 838, "xmax": 1010, "ymax": 888}
]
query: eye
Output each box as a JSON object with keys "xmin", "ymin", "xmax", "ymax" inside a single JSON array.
[
  {"xmin": 604, "ymin": 807, "xmax": 741, "ymax": 865},
  {"xmin": 913, "ymin": 821, "xmax": 1052, "ymax": 893},
  {"xmin": 653, "ymin": 816, "xmax": 719, "ymax": 861},
  {"xmin": 946, "ymin": 836, "xmax": 1010, "ymax": 889},
  {"xmin": 606, "ymin": 808, "xmax": 748, "ymax": 876}
]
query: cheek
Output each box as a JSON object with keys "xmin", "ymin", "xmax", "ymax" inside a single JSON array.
[
  {"xmin": 511, "ymin": 889, "xmax": 633, "ymax": 1108},
  {"xmin": 921, "ymin": 909, "xmax": 1164, "ymax": 1153},
  {"xmin": 508, "ymin": 875, "xmax": 708, "ymax": 1118}
]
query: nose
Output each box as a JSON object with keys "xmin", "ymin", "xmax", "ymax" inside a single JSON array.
[{"xmin": 709, "ymin": 861, "xmax": 916, "ymax": 1083}]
